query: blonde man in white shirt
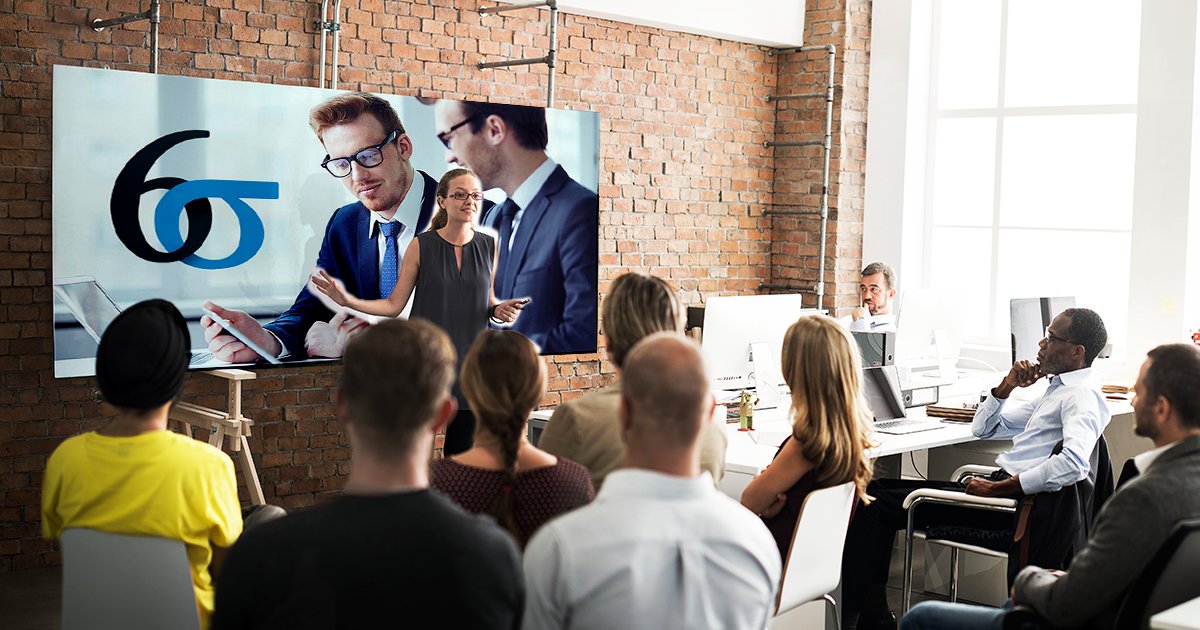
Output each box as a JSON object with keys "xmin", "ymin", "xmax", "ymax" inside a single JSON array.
[{"xmin": 522, "ymin": 333, "xmax": 781, "ymax": 630}]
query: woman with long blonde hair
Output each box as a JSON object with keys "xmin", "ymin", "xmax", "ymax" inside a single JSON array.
[{"xmin": 740, "ymin": 314, "xmax": 874, "ymax": 559}]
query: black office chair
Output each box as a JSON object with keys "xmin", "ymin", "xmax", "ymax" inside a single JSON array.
[
  {"xmin": 1001, "ymin": 518, "xmax": 1200, "ymax": 630},
  {"xmin": 901, "ymin": 438, "xmax": 1113, "ymax": 612}
]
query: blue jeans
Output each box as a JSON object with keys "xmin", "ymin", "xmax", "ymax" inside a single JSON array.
[{"xmin": 900, "ymin": 601, "xmax": 1008, "ymax": 630}]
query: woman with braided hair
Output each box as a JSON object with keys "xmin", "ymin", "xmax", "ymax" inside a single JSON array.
[{"xmin": 431, "ymin": 330, "xmax": 594, "ymax": 547}]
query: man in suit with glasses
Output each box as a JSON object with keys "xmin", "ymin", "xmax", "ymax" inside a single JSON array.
[
  {"xmin": 434, "ymin": 99, "xmax": 598, "ymax": 355},
  {"xmin": 202, "ymin": 92, "xmax": 438, "ymax": 361}
]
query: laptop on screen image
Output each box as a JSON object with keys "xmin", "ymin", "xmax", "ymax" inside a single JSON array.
[
  {"xmin": 52, "ymin": 276, "xmax": 215, "ymax": 366},
  {"xmin": 862, "ymin": 365, "xmax": 941, "ymax": 435}
]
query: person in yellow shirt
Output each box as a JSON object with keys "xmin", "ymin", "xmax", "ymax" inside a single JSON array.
[{"xmin": 41, "ymin": 300, "xmax": 243, "ymax": 628}]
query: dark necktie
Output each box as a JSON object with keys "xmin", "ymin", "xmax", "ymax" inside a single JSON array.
[
  {"xmin": 379, "ymin": 221, "xmax": 403, "ymax": 299},
  {"xmin": 496, "ymin": 200, "xmax": 520, "ymax": 290}
]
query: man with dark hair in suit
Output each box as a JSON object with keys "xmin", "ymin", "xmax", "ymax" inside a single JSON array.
[
  {"xmin": 901, "ymin": 342, "xmax": 1200, "ymax": 629},
  {"xmin": 434, "ymin": 99, "xmax": 598, "ymax": 354},
  {"xmin": 202, "ymin": 91, "xmax": 439, "ymax": 361}
]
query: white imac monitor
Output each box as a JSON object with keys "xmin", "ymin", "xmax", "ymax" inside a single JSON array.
[
  {"xmin": 893, "ymin": 289, "xmax": 963, "ymax": 376},
  {"xmin": 1010, "ymin": 297, "xmax": 1075, "ymax": 364},
  {"xmin": 701, "ymin": 294, "xmax": 823, "ymax": 409}
]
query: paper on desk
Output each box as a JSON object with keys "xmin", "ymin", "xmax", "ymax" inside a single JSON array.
[{"xmin": 305, "ymin": 270, "xmax": 386, "ymax": 325}]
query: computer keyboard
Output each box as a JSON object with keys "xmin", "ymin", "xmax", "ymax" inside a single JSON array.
[
  {"xmin": 873, "ymin": 418, "xmax": 944, "ymax": 435},
  {"xmin": 189, "ymin": 351, "xmax": 213, "ymax": 366}
]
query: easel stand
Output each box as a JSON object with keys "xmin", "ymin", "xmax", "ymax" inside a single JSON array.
[{"xmin": 169, "ymin": 369, "xmax": 265, "ymax": 506}]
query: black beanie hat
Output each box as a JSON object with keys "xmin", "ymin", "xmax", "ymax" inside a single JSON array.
[{"xmin": 95, "ymin": 299, "xmax": 190, "ymax": 410}]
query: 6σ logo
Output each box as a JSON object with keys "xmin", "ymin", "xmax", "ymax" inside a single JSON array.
[{"xmin": 110, "ymin": 130, "xmax": 280, "ymax": 270}]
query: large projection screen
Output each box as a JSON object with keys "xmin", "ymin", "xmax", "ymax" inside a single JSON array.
[{"xmin": 52, "ymin": 66, "xmax": 600, "ymax": 378}]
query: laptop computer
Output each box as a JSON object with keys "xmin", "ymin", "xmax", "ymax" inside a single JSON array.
[
  {"xmin": 53, "ymin": 276, "xmax": 215, "ymax": 366},
  {"xmin": 863, "ymin": 364, "xmax": 942, "ymax": 435}
]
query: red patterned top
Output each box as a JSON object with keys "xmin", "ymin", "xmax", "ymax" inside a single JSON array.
[{"xmin": 431, "ymin": 458, "xmax": 595, "ymax": 546}]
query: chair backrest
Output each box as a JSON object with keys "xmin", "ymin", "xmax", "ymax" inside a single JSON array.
[
  {"xmin": 775, "ymin": 481, "xmax": 857, "ymax": 616},
  {"xmin": 61, "ymin": 528, "xmax": 201, "ymax": 630},
  {"xmin": 1115, "ymin": 518, "xmax": 1200, "ymax": 630}
]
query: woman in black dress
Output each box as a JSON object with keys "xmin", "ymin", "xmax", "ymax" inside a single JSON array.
[{"xmin": 312, "ymin": 168, "xmax": 526, "ymax": 454}]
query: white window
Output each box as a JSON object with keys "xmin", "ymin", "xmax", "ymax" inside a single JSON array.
[{"xmin": 919, "ymin": 0, "xmax": 1141, "ymax": 348}]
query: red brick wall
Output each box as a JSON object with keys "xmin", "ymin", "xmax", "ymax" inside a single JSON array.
[{"xmin": 0, "ymin": 0, "xmax": 870, "ymax": 570}]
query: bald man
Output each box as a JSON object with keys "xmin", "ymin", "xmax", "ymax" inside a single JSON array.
[{"xmin": 522, "ymin": 334, "xmax": 780, "ymax": 630}]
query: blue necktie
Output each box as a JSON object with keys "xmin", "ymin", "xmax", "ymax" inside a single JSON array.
[
  {"xmin": 379, "ymin": 221, "xmax": 403, "ymax": 299},
  {"xmin": 496, "ymin": 200, "xmax": 520, "ymax": 291}
]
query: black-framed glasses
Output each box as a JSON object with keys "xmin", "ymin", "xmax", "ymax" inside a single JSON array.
[
  {"xmin": 321, "ymin": 130, "xmax": 401, "ymax": 178},
  {"xmin": 1044, "ymin": 327, "xmax": 1078, "ymax": 346},
  {"xmin": 446, "ymin": 191, "xmax": 485, "ymax": 201},
  {"xmin": 437, "ymin": 114, "xmax": 482, "ymax": 149}
]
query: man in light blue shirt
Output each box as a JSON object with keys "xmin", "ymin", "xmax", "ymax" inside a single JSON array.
[
  {"xmin": 963, "ymin": 308, "xmax": 1111, "ymax": 497},
  {"xmin": 841, "ymin": 308, "xmax": 1110, "ymax": 630}
]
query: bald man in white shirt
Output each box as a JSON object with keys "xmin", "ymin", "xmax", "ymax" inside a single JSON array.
[{"xmin": 522, "ymin": 333, "xmax": 780, "ymax": 630}]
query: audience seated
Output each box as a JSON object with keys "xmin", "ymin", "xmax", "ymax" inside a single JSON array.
[
  {"xmin": 739, "ymin": 315, "xmax": 875, "ymax": 560},
  {"xmin": 902, "ymin": 343, "xmax": 1200, "ymax": 630},
  {"xmin": 213, "ymin": 320, "xmax": 523, "ymax": 629},
  {"xmin": 522, "ymin": 333, "xmax": 780, "ymax": 630},
  {"xmin": 432, "ymin": 330, "xmax": 594, "ymax": 547},
  {"xmin": 538, "ymin": 271, "xmax": 727, "ymax": 489},
  {"xmin": 841, "ymin": 308, "xmax": 1110, "ymax": 629},
  {"xmin": 41, "ymin": 300, "xmax": 244, "ymax": 628}
]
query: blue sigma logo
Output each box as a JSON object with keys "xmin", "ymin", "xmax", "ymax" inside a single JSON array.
[{"xmin": 110, "ymin": 130, "xmax": 279, "ymax": 270}]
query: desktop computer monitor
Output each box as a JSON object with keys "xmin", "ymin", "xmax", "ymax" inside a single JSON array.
[
  {"xmin": 1010, "ymin": 296, "xmax": 1076, "ymax": 364},
  {"xmin": 700, "ymin": 294, "xmax": 823, "ymax": 408},
  {"xmin": 893, "ymin": 289, "xmax": 962, "ymax": 373}
]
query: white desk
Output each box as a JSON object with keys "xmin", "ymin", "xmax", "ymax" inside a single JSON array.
[
  {"xmin": 1151, "ymin": 596, "xmax": 1200, "ymax": 630},
  {"xmin": 719, "ymin": 404, "xmax": 977, "ymax": 498}
]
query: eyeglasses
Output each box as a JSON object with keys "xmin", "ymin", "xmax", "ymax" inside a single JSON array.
[
  {"xmin": 436, "ymin": 114, "xmax": 482, "ymax": 149},
  {"xmin": 321, "ymin": 130, "xmax": 401, "ymax": 178},
  {"xmin": 1043, "ymin": 327, "xmax": 1078, "ymax": 346},
  {"xmin": 446, "ymin": 191, "xmax": 485, "ymax": 201}
]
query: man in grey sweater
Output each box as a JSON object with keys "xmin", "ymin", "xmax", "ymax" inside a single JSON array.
[{"xmin": 901, "ymin": 343, "xmax": 1200, "ymax": 630}]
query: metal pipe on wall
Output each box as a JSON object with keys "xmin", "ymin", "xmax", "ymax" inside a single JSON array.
[
  {"xmin": 316, "ymin": 0, "xmax": 342, "ymax": 89},
  {"xmin": 812, "ymin": 44, "xmax": 836, "ymax": 311},
  {"xmin": 90, "ymin": 0, "xmax": 162, "ymax": 74},
  {"xmin": 546, "ymin": 2, "xmax": 558, "ymax": 108},
  {"xmin": 477, "ymin": 0, "xmax": 559, "ymax": 108},
  {"xmin": 760, "ymin": 44, "xmax": 836, "ymax": 311},
  {"xmin": 331, "ymin": 0, "xmax": 343, "ymax": 89},
  {"xmin": 318, "ymin": 0, "xmax": 329, "ymax": 89}
]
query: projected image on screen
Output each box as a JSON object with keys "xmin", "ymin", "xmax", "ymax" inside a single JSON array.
[{"xmin": 51, "ymin": 66, "xmax": 601, "ymax": 378}]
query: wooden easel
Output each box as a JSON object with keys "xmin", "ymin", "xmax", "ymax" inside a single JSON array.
[{"xmin": 169, "ymin": 369, "xmax": 265, "ymax": 505}]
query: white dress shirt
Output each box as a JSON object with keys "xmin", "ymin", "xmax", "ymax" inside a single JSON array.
[
  {"xmin": 268, "ymin": 176, "xmax": 425, "ymax": 357},
  {"xmin": 504, "ymin": 157, "xmax": 557, "ymax": 249},
  {"xmin": 522, "ymin": 468, "xmax": 781, "ymax": 630},
  {"xmin": 972, "ymin": 367, "xmax": 1111, "ymax": 494},
  {"xmin": 367, "ymin": 178, "xmax": 425, "ymax": 279},
  {"xmin": 848, "ymin": 312, "xmax": 897, "ymax": 333},
  {"xmin": 1132, "ymin": 441, "xmax": 1172, "ymax": 474}
]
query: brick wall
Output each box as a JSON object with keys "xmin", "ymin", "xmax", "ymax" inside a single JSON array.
[{"xmin": 0, "ymin": 0, "xmax": 871, "ymax": 570}]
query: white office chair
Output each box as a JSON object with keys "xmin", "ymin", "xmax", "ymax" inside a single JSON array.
[
  {"xmin": 900, "ymin": 465, "xmax": 1019, "ymax": 613},
  {"xmin": 61, "ymin": 528, "xmax": 201, "ymax": 630},
  {"xmin": 771, "ymin": 481, "xmax": 858, "ymax": 630}
]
